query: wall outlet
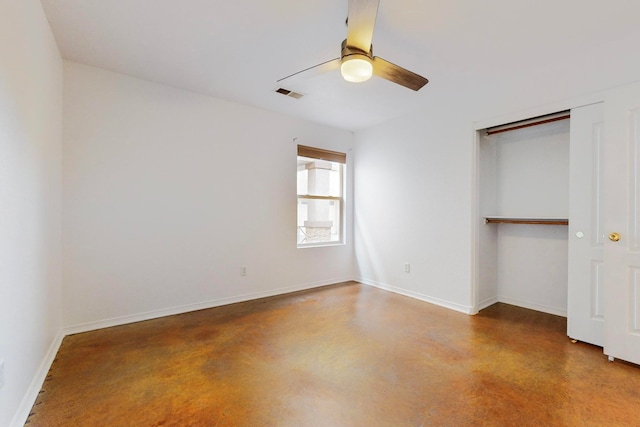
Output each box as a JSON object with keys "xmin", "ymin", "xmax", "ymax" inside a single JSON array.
[
  {"xmin": 0, "ymin": 359, "xmax": 5, "ymax": 390},
  {"xmin": 240, "ymin": 266, "xmax": 247, "ymax": 276},
  {"xmin": 404, "ymin": 263, "xmax": 410, "ymax": 273}
]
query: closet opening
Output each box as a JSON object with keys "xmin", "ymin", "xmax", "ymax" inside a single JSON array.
[{"xmin": 476, "ymin": 111, "xmax": 571, "ymax": 317}]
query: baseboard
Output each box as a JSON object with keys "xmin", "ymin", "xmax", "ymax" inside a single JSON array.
[
  {"xmin": 358, "ymin": 277, "xmax": 474, "ymax": 314},
  {"xmin": 498, "ymin": 296, "xmax": 567, "ymax": 317},
  {"xmin": 64, "ymin": 276, "xmax": 358, "ymax": 335},
  {"xmin": 10, "ymin": 329, "xmax": 65, "ymax": 427},
  {"xmin": 477, "ymin": 296, "xmax": 499, "ymax": 312}
]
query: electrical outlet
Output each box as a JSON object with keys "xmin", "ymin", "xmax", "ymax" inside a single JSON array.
[
  {"xmin": 240, "ymin": 266, "xmax": 247, "ymax": 276},
  {"xmin": 404, "ymin": 263, "xmax": 410, "ymax": 273},
  {"xmin": 0, "ymin": 359, "xmax": 5, "ymax": 390}
]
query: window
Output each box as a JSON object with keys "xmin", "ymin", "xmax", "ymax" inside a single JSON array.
[{"xmin": 297, "ymin": 145, "xmax": 346, "ymax": 247}]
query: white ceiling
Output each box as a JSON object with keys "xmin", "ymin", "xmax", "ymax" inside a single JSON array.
[{"xmin": 40, "ymin": 0, "xmax": 640, "ymax": 131}]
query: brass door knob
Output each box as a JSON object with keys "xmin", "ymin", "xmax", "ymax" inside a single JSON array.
[{"xmin": 609, "ymin": 232, "xmax": 621, "ymax": 242}]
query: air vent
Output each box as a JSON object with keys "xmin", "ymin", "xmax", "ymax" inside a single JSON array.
[{"xmin": 275, "ymin": 87, "xmax": 304, "ymax": 99}]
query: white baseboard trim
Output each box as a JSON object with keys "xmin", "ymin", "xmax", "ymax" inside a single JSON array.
[
  {"xmin": 10, "ymin": 329, "xmax": 65, "ymax": 427},
  {"xmin": 498, "ymin": 296, "xmax": 567, "ymax": 318},
  {"xmin": 477, "ymin": 296, "xmax": 499, "ymax": 312},
  {"xmin": 64, "ymin": 276, "xmax": 358, "ymax": 336},
  {"xmin": 358, "ymin": 277, "xmax": 474, "ymax": 315}
]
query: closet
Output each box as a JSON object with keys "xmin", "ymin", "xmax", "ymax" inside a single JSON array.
[
  {"xmin": 477, "ymin": 111, "xmax": 572, "ymax": 318},
  {"xmin": 476, "ymin": 90, "xmax": 640, "ymax": 367}
]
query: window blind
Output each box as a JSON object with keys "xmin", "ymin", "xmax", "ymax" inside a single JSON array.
[{"xmin": 298, "ymin": 145, "xmax": 346, "ymax": 164}]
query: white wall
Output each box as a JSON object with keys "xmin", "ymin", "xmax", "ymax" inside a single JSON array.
[
  {"xmin": 492, "ymin": 120, "xmax": 570, "ymax": 218},
  {"xmin": 0, "ymin": 1, "xmax": 63, "ymax": 426},
  {"xmin": 62, "ymin": 62, "xmax": 355, "ymax": 329},
  {"xmin": 354, "ymin": 31, "xmax": 640, "ymax": 313},
  {"xmin": 496, "ymin": 224, "xmax": 568, "ymax": 315},
  {"xmin": 353, "ymin": 104, "xmax": 474, "ymax": 312},
  {"xmin": 477, "ymin": 136, "xmax": 498, "ymax": 307}
]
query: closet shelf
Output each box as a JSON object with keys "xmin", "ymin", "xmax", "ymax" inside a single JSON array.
[{"xmin": 484, "ymin": 216, "xmax": 568, "ymax": 225}]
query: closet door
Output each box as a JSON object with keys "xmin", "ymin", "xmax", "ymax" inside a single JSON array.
[
  {"xmin": 567, "ymin": 103, "xmax": 605, "ymax": 346},
  {"xmin": 603, "ymin": 82, "xmax": 640, "ymax": 365}
]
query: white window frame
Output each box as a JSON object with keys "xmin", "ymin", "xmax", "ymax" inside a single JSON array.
[{"xmin": 297, "ymin": 145, "xmax": 346, "ymax": 248}]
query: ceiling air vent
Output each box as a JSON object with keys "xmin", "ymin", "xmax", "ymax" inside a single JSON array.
[{"xmin": 275, "ymin": 87, "xmax": 304, "ymax": 99}]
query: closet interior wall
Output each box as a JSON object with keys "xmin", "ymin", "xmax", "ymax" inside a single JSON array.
[{"xmin": 478, "ymin": 119, "xmax": 571, "ymax": 316}]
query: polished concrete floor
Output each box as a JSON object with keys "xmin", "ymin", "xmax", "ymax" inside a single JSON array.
[{"xmin": 27, "ymin": 282, "xmax": 640, "ymax": 426}]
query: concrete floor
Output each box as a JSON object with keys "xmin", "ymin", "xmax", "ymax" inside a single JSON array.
[{"xmin": 26, "ymin": 282, "xmax": 640, "ymax": 426}]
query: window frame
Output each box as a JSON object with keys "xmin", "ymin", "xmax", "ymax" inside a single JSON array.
[{"xmin": 296, "ymin": 145, "xmax": 346, "ymax": 248}]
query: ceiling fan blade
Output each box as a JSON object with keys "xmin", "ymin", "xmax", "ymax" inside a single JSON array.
[
  {"xmin": 277, "ymin": 58, "xmax": 341, "ymax": 84},
  {"xmin": 372, "ymin": 57, "xmax": 429, "ymax": 91},
  {"xmin": 346, "ymin": 0, "xmax": 380, "ymax": 52}
]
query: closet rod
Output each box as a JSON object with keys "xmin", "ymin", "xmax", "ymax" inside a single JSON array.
[
  {"xmin": 486, "ymin": 112, "xmax": 570, "ymax": 135},
  {"xmin": 485, "ymin": 217, "xmax": 569, "ymax": 225}
]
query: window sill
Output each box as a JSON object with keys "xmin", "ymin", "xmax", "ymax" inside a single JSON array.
[{"xmin": 297, "ymin": 241, "xmax": 345, "ymax": 249}]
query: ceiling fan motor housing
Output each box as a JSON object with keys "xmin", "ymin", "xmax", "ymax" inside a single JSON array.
[{"xmin": 341, "ymin": 39, "xmax": 372, "ymax": 61}]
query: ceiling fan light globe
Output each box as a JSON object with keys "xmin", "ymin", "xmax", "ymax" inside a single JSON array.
[{"xmin": 341, "ymin": 56, "xmax": 373, "ymax": 83}]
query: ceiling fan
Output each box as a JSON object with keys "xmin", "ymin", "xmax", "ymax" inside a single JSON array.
[{"xmin": 277, "ymin": 0, "xmax": 428, "ymax": 91}]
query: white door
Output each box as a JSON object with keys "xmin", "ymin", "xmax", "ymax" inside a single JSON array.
[
  {"xmin": 567, "ymin": 102, "xmax": 605, "ymax": 346},
  {"xmin": 603, "ymin": 82, "xmax": 640, "ymax": 365}
]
